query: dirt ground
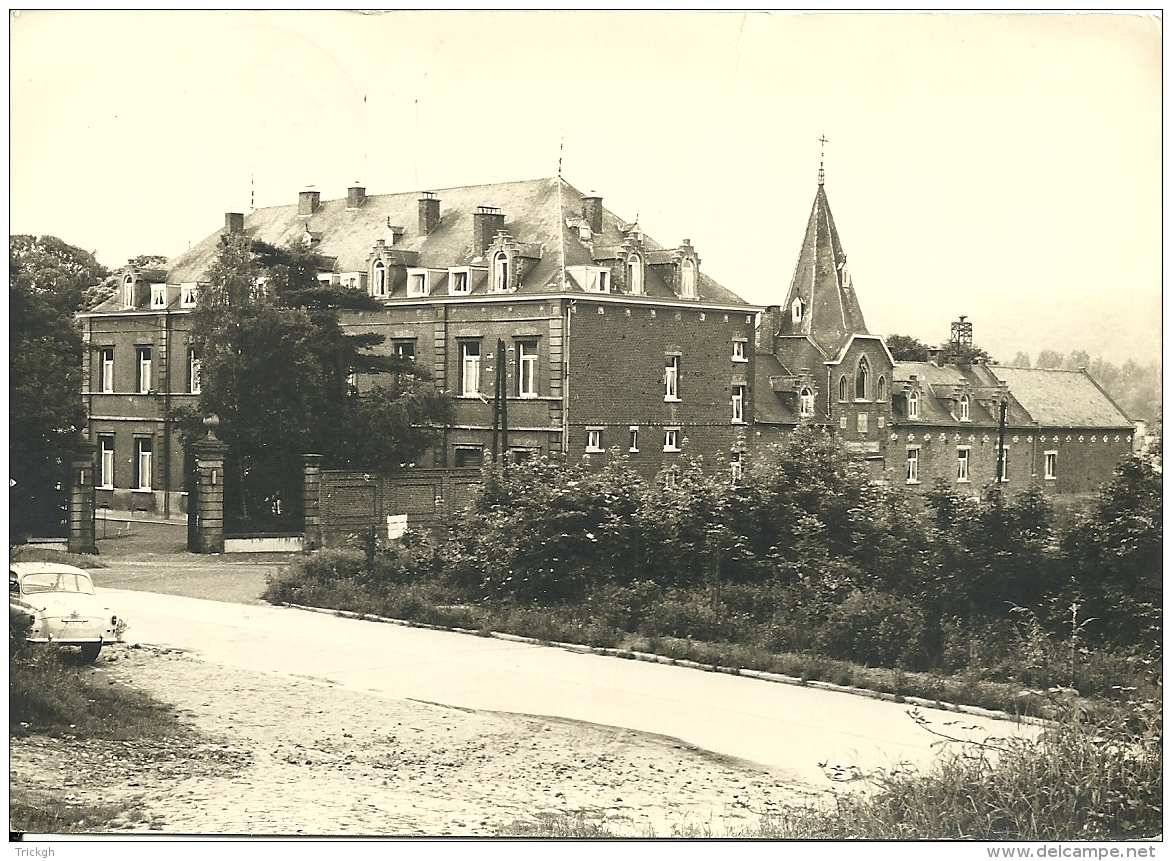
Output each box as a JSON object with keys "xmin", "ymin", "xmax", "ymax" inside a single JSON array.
[{"xmin": 11, "ymin": 643, "xmax": 825, "ymax": 837}]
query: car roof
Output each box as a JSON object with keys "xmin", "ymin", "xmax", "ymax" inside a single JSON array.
[{"xmin": 10, "ymin": 562, "xmax": 92, "ymax": 577}]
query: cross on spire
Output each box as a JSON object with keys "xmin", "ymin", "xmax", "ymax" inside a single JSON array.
[{"xmin": 818, "ymin": 134, "xmax": 828, "ymax": 186}]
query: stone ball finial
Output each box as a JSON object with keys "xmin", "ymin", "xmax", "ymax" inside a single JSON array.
[{"xmin": 203, "ymin": 414, "xmax": 221, "ymax": 438}]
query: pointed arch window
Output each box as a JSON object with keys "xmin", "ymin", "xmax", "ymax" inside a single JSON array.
[
  {"xmin": 627, "ymin": 254, "xmax": 643, "ymax": 295},
  {"xmin": 876, "ymin": 375, "xmax": 887, "ymax": 402},
  {"xmin": 493, "ymin": 252, "xmax": 509, "ymax": 292},
  {"xmin": 959, "ymin": 394, "xmax": 971, "ymax": 422},
  {"xmin": 908, "ymin": 390, "xmax": 920, "ymax": 420},
  {"xmin": 838, "ymin": 375, "xmax": 848, "ymax": 402},
  {"xmin": 372, "ymin": 261, "xmax": 387, "ymax": 298},
  {"xmin": 679, "ymin": 258, "xmax": 696, "ymax": 298},
  {"xmin": 791, "ymin": 297, "xmax": 804, "ymax": 324},
  {"xmin": 855, "ymin": 356, "xmax": 870, "ymax": 400}
]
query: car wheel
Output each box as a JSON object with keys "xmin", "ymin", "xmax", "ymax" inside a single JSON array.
[{"xmin": 80, "ymin": 643, "xmax": 102, "ymax": 663}]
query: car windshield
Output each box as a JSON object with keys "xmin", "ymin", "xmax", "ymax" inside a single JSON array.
[{"xmin": 18, "ymin": 572, "xmax": 95, "ymax": 595}]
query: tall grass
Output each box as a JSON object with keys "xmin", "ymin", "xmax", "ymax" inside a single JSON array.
[{"xmin": 498, "ymin": 699, "xmax": 1162, "ymax": 840}]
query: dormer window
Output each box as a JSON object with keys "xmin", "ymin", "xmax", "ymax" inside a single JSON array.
[
  {"xmin": 855, "ymin": 356, "xmax": 870, "ymax": 400},
  {"xmin": 449, "ymin": 268, "xmax": 470, "ymax": 296},
  {"xmin": 908, "ymin": 389, "xmax": 920, "ymax": 420},
  {"xmin": 151, "ymin": 284, "xmax": 167, "ymax": 309},
  {"xmin": 799, "ymin": 387, "xmax": 814, "ymax": 417},
  {"xmin": 959, "ymin": 394, "xmax": 971, "ymax": 422},
  {"xmin": 594, "ymin": 268, "xmax": 610, "ymax": 293},
  {"xmin": 372, "ymin": 261, "xmax": 387, "ymax": 298},
  {"xmin": 407, "ymin": 269, "xmax": 429, "ymax": 297},
  {"xmin": 122, "ymin": 275, "xmax": 135, "ymax": 309},
  {"xmin": 680, "ymin": 258, "xmax": 697, "ymax": 299},
  {"xmin": 493, "ymin": 252, "xmax": 509, "ymax": 292},
  {"xmin": 791, "ymin": 297, "xmax": 804, "ymax": 324},
  {"xmin": 181, "ymin": 283, "xmax": 198, "ymax": 309},
  {"xmin": 627, "ymin": 254, "xmax": 643, "ymax": 295}
]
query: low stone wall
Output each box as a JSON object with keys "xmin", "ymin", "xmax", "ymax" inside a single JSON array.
[{"xmin": 223, "ymin": 534, "xmax": 305, "ymax": 554}]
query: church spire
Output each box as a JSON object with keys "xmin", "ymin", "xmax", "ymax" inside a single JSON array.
[
  {"xmin": 777, "ymin": 175, "xmax": 870, "ymax": 357},
  {"xmin": 818, "ymin": 134, "xmax": 827, "ymax": 186}
]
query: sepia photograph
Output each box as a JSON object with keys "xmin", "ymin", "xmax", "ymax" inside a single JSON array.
[{"xmin": 8, "ymin": 9, "xmax": 1161, "ymax": 854}]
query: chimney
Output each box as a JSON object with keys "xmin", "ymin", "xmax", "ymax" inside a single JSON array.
[
  {"xmin": 755, "ymin": 306, "xmax": 781, "ymax": 353},
  {"xmin": 347, "ymin": 185, "xmax": 367, "ymax": 210},
  {"xmin": 927, "ymin": 346, "xmax": 943, "ymax": 366},
  {"xmin": 418, "ymin": 191, "xmax": 440, "ymax": 234},
  {"xmin": 581, "ymin": 195, "xmax": 603, "ymax": 236},
  {"xmin": 473, "ymin": 205, "xmax": 506, "ymax": 253},
  {"xmin": 224, "ymin": 212, "xmax": 244, "ymax": 234},
  {"xmin": 298, "ymin": 189, "xmax": 321, "ymax": 216}
]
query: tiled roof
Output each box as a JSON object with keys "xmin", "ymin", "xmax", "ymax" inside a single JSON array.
[
  {"xmin": 140, "ymin": 177, "xmax": 750, "ymax": 309},
  {"xmin": 775, "ymin": 183, "xmax": 869, "ymax": 356},
  {"xmin": 991, "ymin": 366, "xmax": 1134, "ymax": 429}
]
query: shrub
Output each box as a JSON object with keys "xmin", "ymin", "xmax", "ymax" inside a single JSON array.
[{"xmin": 817, "ymin": 590, "xmax": 930, "ymax": 670}]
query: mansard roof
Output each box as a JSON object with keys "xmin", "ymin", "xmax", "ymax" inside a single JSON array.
[
  {"xmin": 777, "ymin": 183, "xmax": 869, "ymax": 356},
  {"xmin": 138, "ymin": 176, "xmax": 749, "ymax": 309}
]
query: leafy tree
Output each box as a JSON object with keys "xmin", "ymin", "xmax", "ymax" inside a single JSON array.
[
  {"xmin": 9, "ymin": 236, "xmax": 109, "ymax": 539},
  {"xmin": 1010, "ymin": 351, "xmax": 1032, "ymax": 368},
  {"xmin": 186, "ymin": 235, "xmax": 452, "ymax": 530},
  {"xmin": 1062, "ymin": 454, "xmax": 1162, "ymax": 650},
  {"xmin": 1035, "ymin": 350, "xmax": 1065, "ymax": 369},
  {"xmin": 885, "ymin": 334, "xmax": 931, "ymax": 362}
]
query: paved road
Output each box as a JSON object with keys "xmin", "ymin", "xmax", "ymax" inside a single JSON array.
[{"xmin": 102, "ymin": 587, "xmax": 1034, "ymax": 790}]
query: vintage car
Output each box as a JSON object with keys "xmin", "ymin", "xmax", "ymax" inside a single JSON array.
[{"xmin": 9, "ymin": 563, "xmax": 118, "ymax": 662}]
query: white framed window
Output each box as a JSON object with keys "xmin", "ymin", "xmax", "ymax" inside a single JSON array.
[
  {"xmin": 586, "ymin": 428, "xmax": 604, "ymax": 453},
  {"xmin": 998, "ymin": 446, "xmax": 1010, "ymax": 482},
  {"xmin": 134, "ymin": 437, "xmax": 152, "ymax": 491},
  {"xmin": 459, "ymin": 341, "xmax": 481, "ymax": 396},
  {"xmin": 407, "ymin": 268, "xmax": 429, "ymax": 297},
  {"xmin": 627, "ymin": 254, "xmax": 643, "ymax": 294},
  {"xmin": 493, "ymin": 252, "xmax": 509, "ymax": 292},
  {"xmin": 731, "ymin": 385, "xmax": 745, "ymax": 423},
  {"xmin": 136, "ymin": 347, "xmax": 152, "ymax": 394},
  {"xmin": 732, "ymin": 339, "xmax": 747, "ymax": 363},
  {"xmin": 663, "ymin": 428, "xmax": 681, "ymax": 452},
  {"xmin": 1045, "ymin": 450, "xmax": 1058, "ymax": 480},
  {"xmin": 664, "ymin": 355, "xmax": 680, "ymax": 401},
  {"xmin": 908, "ymin": 390, "xmax": 920, "ymax": 419},
  {"xmin": 799, "ymin": 387, "xmax": 814, "ymax": 417},
  {"xmin": 181, "ymin": 283, "xmax": 198, "ymax": 308},
  {"xmin": 151, "ymin": 284, "xmax": 167, "ymax": 309},
  {"xmin": 346, "ymin": 370, "xmax": 358, "ymax": 395},
  {"xmin": 394, "ymin": 340, "xmax": 416, "ymax": 362},
  {"xmin": 959, "ymin": 394, "xmax": 971, "ymax": 422},
  {"xmin": 906, "ymin": 446, "xmax": 920, "ymax": 484},
  {"xmin": 122, "ymin": 275, "xmax": 135, "ymax": 308},
  {"xmin": 99, "ymin": 347, "xmax": 115, "ymax": 393},
  {"xmin": 517, "ymin": 341, "xmax": 538, "ymax": 397},
  {"xmin": 857, "ymin": 412, "xmax": 869, "ymax": 433},
  {"xmin": 628, "ymin": 426, "xmax": 639, "ymax": 453},
  {"xmin": 98, "ymin": 435, "xmax": 115, "ymax": 489},
  {"xmin": 372, "ymin": 261, "xmax": 388, "ymax": 298},
  {"xmin": 876, "ymin": 375, "xmax": 887, "ymax": 402},
  {"xmin": 791, "ymin": 297, "xmax": 803, "ymax": 323},
  {"xmin": 838, "ymin": 375, "xmax": 848, "ymax": 402},
  {"xmin": 449, "ymin": 268, "xmax": 470, "ymax": 295},
  {"xmin": 730, "ymin": 451, "xmax": 743, "ymax": 484},
  {"xmin": 679, "ymin": 258, "xmax": 696, "ymax": 298},
  {"xmin": 957, "ymin": 446, "xmax": 970, "ymax": 482},
  {"xmin": 188, "ymin": 352, "xmax": 201, "ymax": 394},
  {"xmin": 855, "ymin": 355, "xmax": 870, "ymax": 400}
]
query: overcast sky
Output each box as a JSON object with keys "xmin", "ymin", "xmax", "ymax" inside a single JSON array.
[{"xmin": 10, "ymin": 10, "xmax": 1162, "ymax": 365}]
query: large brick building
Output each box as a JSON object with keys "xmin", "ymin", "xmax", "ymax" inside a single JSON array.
[
  {"xmin": 753, "ymin": 175, "xmax": 1135, "ymax": 501},
  {"xmin": 78, "ymin": 171, "xmax": 1135, "ymax": 522},
  {"xmin": 79, "ymin": 177, "xmax": 759, "ymax": 517}
]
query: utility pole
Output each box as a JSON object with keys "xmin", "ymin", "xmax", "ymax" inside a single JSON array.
[
  {"xmin": 996, "ymin": 398, "xmax": 1008, "ymax": 484},
  {"xmin": 499, "ymin": 338, "xmax": 509, "ymax": 470}
]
